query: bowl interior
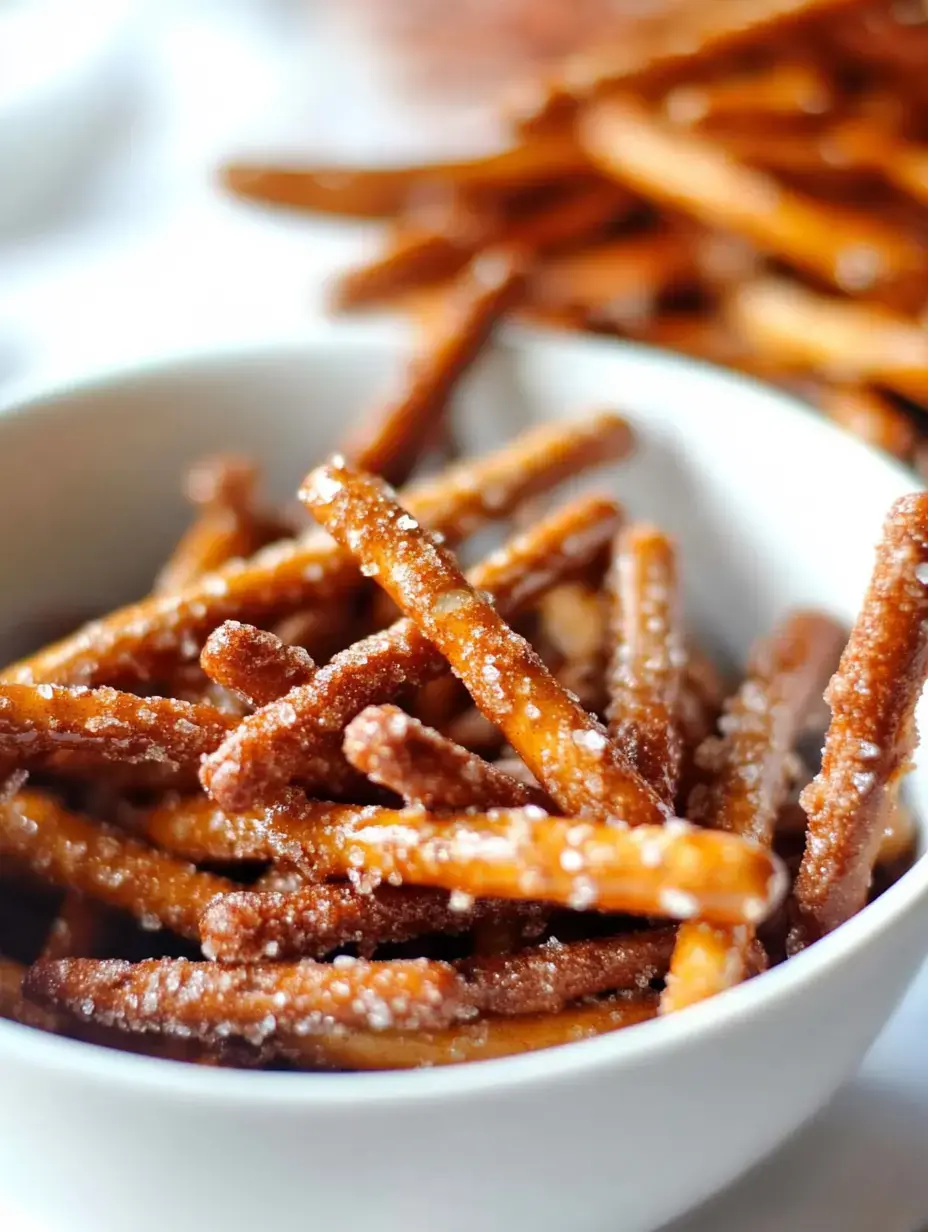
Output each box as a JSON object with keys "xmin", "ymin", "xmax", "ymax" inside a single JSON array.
[{"xmin": 0, "ymin": 320, "xmax": 925, "ymax": 1049}]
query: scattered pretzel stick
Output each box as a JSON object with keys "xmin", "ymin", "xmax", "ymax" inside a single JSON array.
[
  {"xmin": 606, "ymin": 524, "xmax": 685, "ymax": 806},
  {"xmin": 342, "ymin": 249, "xmax": 526, "ymax": 485},
  {"xmin": 222, "ymin": 131, "xmax": 591, "ymax": 217},
  {"xmin": 580, "ymin": 96, "xmax": 926, "ymax": 297},
  {"xmin": 303, "ymin": 462, "xmax": 664, "ymax": 825},
  {"xmin": 725, "ymin": 279, "xmax": 928, "ymax": 403},
  {"xmin": 3, "ymin": 416, "xmax": 630, "ymax": 688},
  {"xmin": 792, "ymin": 494, "xmax": 928, "ymax": 947},
  {"xmin": 0, "ymin": 790, "xmax": 235, "ymax": 941},
  {"xmin": 201, "ymin": 622, "xmax": 316, "ymax": 707},
  {"xmin": 269, "ymin": 991, "xmax": 659, "ymax": 1070},
  {"xmin": 202, "ymin": 492, "xmax": 624, "ymax": 810},
  {"xmin": 23, "ymin": 954, "xmax": 470, "ymax": 1047},
  {"xmin": 460, "ymin": 928, "xmax": 676, "ymax": 1015},
  {"xmin": 199, "ymin": 883, "xmax": 547, "ymax": 963},
  {"xmin": 662, "ymin": 610, "xmax": 847, "ymax": 1013},
  {"xmin": 258, "ymin": 802, "xmax": 786, "ymax": 925},
  {"xmin": 0, "ymin": 684, "xmax": 236, "ymax": 774},
  {"xmin": 343, "ymin": 705, "xmax": 551, "ymax": 811}
]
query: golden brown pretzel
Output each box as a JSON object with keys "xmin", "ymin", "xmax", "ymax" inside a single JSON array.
[
  {"xmin": 200, "ymin": 621, "xmax": 316, "ymax": 707},
  {"xmin": 302, "ymin": 461, "xmax": 664, "ymax": 826},
  {"xmin": 0, "ymin": 684, "xmax": 236, "ymax": 774},
  {"xmin": 0, "ymin": 790, "xmax": 235, "ymax": 941},
  {"xmin": 201, "ymin": 491, "xmax": 625, "ymax": 810},
  {"xmin": 663, "ymin": 61, "xmax": 833, "ymax": 127},
  {"xmin": 662, "ymin": 610, "xmax": 846, "ymax": 1013},
  {"xmin": 343, "ymin": 704, "xmax": 551, "ymax": 811},
  {"xmin": 23, "ymin": 955, "xmax": 470, "ymax": 1046},
  {"xmin": 580, "ymin": 97, "xmax": 925, "ymax": 297},
  {"xmin": 606, "ymin": 524, "xmax": 685, "ymax": 806},
  {"xmin": 199, "ymin": 883, "xmax": 547, "ymax": 963},
  {"xmin": 3, "ymin": 416, "xmax": 630, "ymax": 688},
  {"xmin": 792, "ymin": 494, "xmax": 928, "ymax": 946}
]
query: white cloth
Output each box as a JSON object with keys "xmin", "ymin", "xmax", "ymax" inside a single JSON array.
[{"xmin": 1, "ymin": 5, "xmax": 926, "ymax": 1230}]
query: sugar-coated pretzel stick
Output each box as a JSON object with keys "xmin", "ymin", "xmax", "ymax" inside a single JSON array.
[
  {"xmin": 792, "ymin": 494, "xmax": 928, "ymax": 947},
  {"xmin": 202, "ymin": 492, "xmax": 625, "ymax": 810},
  {"xmin": 255, "ymin": 802, "xmax": 786, "ymax": 925},
  {"xmin": 269, "ymin": 991, "xmax": 659, "ymax": 1070},
  {"xmin": 221, "ymin": 132, "xmax": 591, "ymax": 217},
  {"xmin": 775, "ymin": 793, "xmax": 917, "ymax": 869},
  {"xmin": 24, "ymin": 954, "xmax": 469, "ymax": 1047},
  {"xmin": 342, "ymin": 250, "xmax": 525, "ymax": 486},
  {"xmin": 200, "ymin": 883, "xmax": 547, "ymax": 962},
  {"xmin": 606, "ymin": 524, "xmax": 685, "ymax": 807},
  {"xmin": 4, "ymin": 415, "xmax": 631, "ymax": 688},
  {"xmin": 580, "ymin": 97, "xmax": 925, "ymax": 297},
  {"xmin": 0, "ymin": 956, "xmax": 63, "ymax": 1032},
  {"xmin": 143, "ymin": 794, "xmax": 280, "ymax": 862},
  {"xmin": 334, "ymin": 181, "xmax": 627, "ymax": 311},
  {"xmin": 663, "ymin": 61, "xmax": 833, "ymax": 126},
  {"xmin": 725, "ymin": 279, "xmax": 928, "ymax": 404},
  {"xmin": 813, "ymin": 384, "xmax": 916, "ymax": 462},
  {"xmin": 343, "ymin": 705, "xmax": 552, "ymax": 811},
  {"xmin": 153, "ymin": 455, "xmax": 287, "ymax": 596},
  {"xmin": 201, "ymin": 621, "xmax": 315, "ymax": 707},
  {"xmin": 0, "ymin": 684, "xmax": 236, "ymax": 773},
  {"xmin": 511, "ymin": 0, "xmax": 874, "ymax": 134},
  {"xmin": 303, "ymin": 463, "xmax": 664, "ymax": 826},
  {"xmin": 662, "ymin": 610, "xmax": 845, "ymax": 1013},
  {"xmin": 0, "ymin": 790, "xmax": 235, "ymax": 941},
  {"xmin": 460, "ymin": 929, "xmax": 676, "ymax": 1015}
]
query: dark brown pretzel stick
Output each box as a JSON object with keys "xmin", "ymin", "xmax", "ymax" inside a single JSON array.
[
  {"xmin": 202, "ymin": 492, "xmax": 624, "ymax": 810},
  {"xmin": 302, "ymin": 462, "xmax": 664, "ymax": 826},
  {"xmin": 199, "ymin": 883, "xmax": 547, "ymax": 962},
  {"xmin": 662, "ymin": 610, "xmax": 845, "ymax": 1013},
  {"xmin": 791, "ymin": 494, "xmax": 928, "ymax": 948},
  {"xmin": 23, "ymin": 955, "xmax": 471, "ymax": 1046},
  {"xmin": 606, "ymin": 524, "xmax": 685, "ymax": 806},
  {"xmin": 343, "ymin": 705, "xmax": 552, "ymax": 810}
]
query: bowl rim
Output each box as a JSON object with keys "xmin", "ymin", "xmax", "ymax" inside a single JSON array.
[{"xmin": 0, "ymin": 319, "xmax": 925, "ymax": 1106}]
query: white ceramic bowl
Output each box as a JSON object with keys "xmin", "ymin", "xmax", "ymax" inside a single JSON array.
[{"xmin": 0, "ymin": 324, "xmax": 926, "ymax": 1232}]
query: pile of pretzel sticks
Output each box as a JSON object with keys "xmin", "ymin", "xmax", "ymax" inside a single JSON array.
[
  {"xmin": 0, "ymin": 315, "xmax": 924, "ymax": 1069},
  {"xmin": 224, "ymin": 0, "xmax": 928, "ymax": 471}
]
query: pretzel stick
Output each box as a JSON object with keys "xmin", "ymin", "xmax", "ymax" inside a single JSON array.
[
  {"xmin": 143, "ymin": 794, "xmax": 280, "ymax": 862},
  {"xmin": 343, "ymin": 705, "xmax": 551, "ymax": 811},
  {"xmin": 0, "ymin": 956, "xmax": 63, "ymax": 1032},
  {"xmin": 221, "ymin": 132, "xmax": 591, "ymax": 217},
  {"xmin": 606, "ymin": 524, "xmax": 685, "ymax": 806},
  {"xmin": 342, "ymin": 249, "xmax": 525, "ymax": 485},
  {"xmin": 199, "ymin": 883, "xmax": 547, "ymax": 962},
  {"xmin": 725, "ymin": 279, "xmax": 928, "ymax": 403},
  {"xmin": 791, "ymin": 494, "xmax": 928, "ymax": 947},
  {"xmin": 250, "ymin": 802, "xmax": 785, "ymax": 924},
  {"xmin": 0, "ymin": 790, "xmax": 235, "ymax": 941},
  {"xmin": 663, "ymin": 61, "xmax": 833, "ymax": 126},
  {"xmin": 335, "ymin": 181, "xmax": 626, "ymax": 311},
  {"xmin": 460, "ymin": 928, "xmax": 676, "ymax": 1015},
  {"xmin": 823, "ymin": 118, "xmax": 928, "ymax": 210},
  {"xmin": 0, "ymin": 684, "xmax": 236, "ymax": 773},
  {"xmin": 513, "ymin": 0, "xmax": 875, "ymax": 133},
  {"xmin": 581, "ymin": 96, "xmax": 925, "ymax": 296},
  {"xmin": 153, "ymin": 455, "xmax": 286, "ymax": 596},
  {"xmin": 661, "ymin": 610, "xmax": 845, "ymax": 1013},
  {"xmin": 3, "ymin": 416, "xmax": 630, "ymax": 688},
  {"xmin": 24, "ymin": 955, "xmax": 469, "ymax": 1048},
  {"xmin": 273, "ymin": 990, "xmax": 657, "ymax": 1069},
  {"xmin": 201, "ymin": 622, "xmax": 316, "ymax": 707},
  {"xmin": 202, "ymin": 492, "xmax": 625, "ymax": 810},
  {"xmin": 302, "ymin": 463, "xmax": 664, "ymax": 826}
]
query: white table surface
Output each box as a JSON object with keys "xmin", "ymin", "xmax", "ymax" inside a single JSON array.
[{"xmin": 1, "ymin": 4, "xmax": 926, "ymax": 1230}]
